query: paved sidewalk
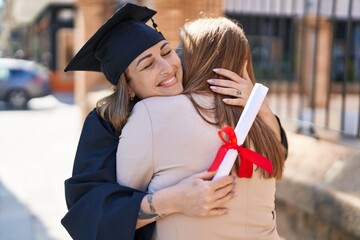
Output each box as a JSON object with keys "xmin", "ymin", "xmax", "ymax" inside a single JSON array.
[
  {"xmin": 1, "ymin": 92, "xmax": 358, "ymax": 240},
  {"xmin": 0, "ymin": 94, "xmax": 80, "ymax": 240},
  {"xmin": 0, "ymin": 181, "xmax": 52, "ymax": 240}
]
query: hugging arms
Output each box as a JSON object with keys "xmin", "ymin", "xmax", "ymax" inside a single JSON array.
[{"xmin": 61, "ymin": 3, "xmax": 288, "ymax": 240}]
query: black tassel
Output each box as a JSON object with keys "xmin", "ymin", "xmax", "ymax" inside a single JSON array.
[{"xmin": 151, "ymin": 18, "xmax": 159, "ymax": 32}]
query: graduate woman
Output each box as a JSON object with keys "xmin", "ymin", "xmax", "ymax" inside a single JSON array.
[
  {"xmin": 116, "ymin": 17, "xmax": 288, "ymax": 239},
  {"xmin": 61, "ymin": 3, "xmax": 282, "ymax": 240}
]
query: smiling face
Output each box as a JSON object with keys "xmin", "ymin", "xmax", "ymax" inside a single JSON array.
[{"xmin": 126, "ymin": 40, "xmax": 183, "ymax": 99}]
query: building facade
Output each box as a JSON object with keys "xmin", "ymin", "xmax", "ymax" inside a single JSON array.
[{"xmin": 3, "ymin": 0, "xmax": 360, "ymax": 137}]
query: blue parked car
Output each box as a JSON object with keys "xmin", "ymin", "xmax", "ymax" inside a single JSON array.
[{"xmin": 0, "ymin": 58, "xmax": 52, "ymax": 108}]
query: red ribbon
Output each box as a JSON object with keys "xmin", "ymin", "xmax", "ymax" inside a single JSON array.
[{"xmin": 208, "ymin": 125, "xmax": 273, "ymax": 178}]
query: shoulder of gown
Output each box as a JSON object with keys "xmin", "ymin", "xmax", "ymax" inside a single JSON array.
[{"xmin": 62, "ymin": 108, "xmax": 155, "ymax": 240}]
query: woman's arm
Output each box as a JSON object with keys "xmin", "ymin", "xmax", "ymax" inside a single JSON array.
[
  {"xmin": 135, "ymin": 171, "xmax": 235, "ymax": 229},
  {"xmin": 62, "ymin": 109, "xmax": 154, "ymax": 240},
  {"xmin": 117, "ymin": 102, "xmax": 236, "ymax": 229}
]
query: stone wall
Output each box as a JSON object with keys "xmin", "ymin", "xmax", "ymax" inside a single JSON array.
[{"xmin": 275, "ymin": 132, "xmax": 360, "ymax": 239}]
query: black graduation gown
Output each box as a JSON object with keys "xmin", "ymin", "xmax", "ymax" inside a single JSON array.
[
  {"xmin": 61, "ymin": 109, "xmax": 155, "ymax": 240},
  {"xmin": 275, "ymin": 115, "xmax": 289, "ymax": 158}
]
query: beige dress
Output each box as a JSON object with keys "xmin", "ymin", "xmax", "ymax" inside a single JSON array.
[{"xmin": 116, "ymin": 94, "xmax": 279, "ymax": 240}]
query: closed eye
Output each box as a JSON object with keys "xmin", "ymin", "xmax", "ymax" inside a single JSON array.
[
  {"xmin": 143, "ymin": 62, "xmax": 153, "ymax": 69},
  {"xmin": 162, "ymin": 50, "xmax": 172, "ymax": 56}
]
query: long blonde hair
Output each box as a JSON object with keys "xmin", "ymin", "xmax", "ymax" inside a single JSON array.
[{"xmin": 181, "ymin": 17, "xmax": 285, "ymax": 179}]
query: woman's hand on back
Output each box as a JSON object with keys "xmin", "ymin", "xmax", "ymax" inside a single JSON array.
[
  {"xmin": 136, "ymin": 171, "xmax": 236, "ymax": 229},
  {"xmin": 168, "ymin": 171, "xmax": 236, "ymax": 217}
]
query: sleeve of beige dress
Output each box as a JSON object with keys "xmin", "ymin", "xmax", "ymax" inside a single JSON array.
[{"xmin": 116, "ymin": 101, "xmax": 154, "ymax": 192}]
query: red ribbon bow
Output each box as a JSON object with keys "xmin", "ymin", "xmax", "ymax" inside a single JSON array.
[{"xmin": 208, "ymin": 125, "xmax": 273, "ymax": 178}]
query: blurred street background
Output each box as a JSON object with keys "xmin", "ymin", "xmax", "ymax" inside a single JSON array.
[
  {"xmin": 0, "ymin": 0, "xmax": 360, "ymax": 239},
  {"xmin": 0, "ymin": 94, "xmax": 79, "ymax": 240}
]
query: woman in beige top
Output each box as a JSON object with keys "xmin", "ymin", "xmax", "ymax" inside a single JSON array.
[{"xmin": 117, "ymin": 17, "xmax": 287, "ymax": 240}]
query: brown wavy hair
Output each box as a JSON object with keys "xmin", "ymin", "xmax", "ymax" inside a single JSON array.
[
  {"xmin": 180, "ymin": 17, "xmax": 285, "ymax": 179},
  {"xmin": 96, "ymin": 72, "xmax": 137, "ymax": 135}
]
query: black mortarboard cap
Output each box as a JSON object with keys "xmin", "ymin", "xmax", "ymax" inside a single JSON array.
[{"xmin": 64, "ymin": 3, "xmax": 165, "ymax": 85}]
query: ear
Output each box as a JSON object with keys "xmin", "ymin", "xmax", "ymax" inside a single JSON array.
[
  {"xmin": 241, "ymin": 60, "xmax": 247, "ymax": 75},
  {"xmin": 127, "ymin": 85, "xmax": 135, "ymax": 98},
  {"xmin": 129, "ymin": 91, "xmax": 135, "ymax": 98},
  {"xmin": 242, "ymin": 60, "xmax": 250, "ymax": 81}
]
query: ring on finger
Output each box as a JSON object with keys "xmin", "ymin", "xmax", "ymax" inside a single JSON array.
[{"xmin": 236, "ymin": 90, "xmax": 242, "ymax": 96}]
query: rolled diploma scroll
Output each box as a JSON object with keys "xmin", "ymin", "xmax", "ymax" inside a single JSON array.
[{"xmin": 212, "ymin": 83, "xmax": 269, "ymax": 181}]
